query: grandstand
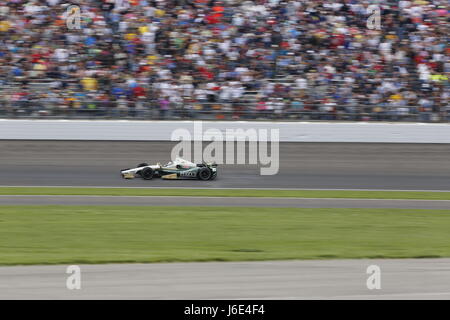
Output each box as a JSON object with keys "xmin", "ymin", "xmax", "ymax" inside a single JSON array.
[{"xmin": 0, "ymin": 0, "xmax": 448, "ymax": 121}]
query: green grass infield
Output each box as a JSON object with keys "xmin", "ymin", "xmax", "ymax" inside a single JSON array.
[{"xmin": 1, "ymin": 205, "xmax": 450, "ymax": 265}]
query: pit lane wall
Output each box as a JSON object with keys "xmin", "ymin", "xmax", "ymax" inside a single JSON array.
[{"xmin": 1, "ymin": 119, "xmax": 450, "ymax": 143}]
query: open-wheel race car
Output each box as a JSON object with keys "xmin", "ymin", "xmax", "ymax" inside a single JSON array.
[{"xmin": 121, "ymin": 157, "xmax": 217, "ymax": 181}]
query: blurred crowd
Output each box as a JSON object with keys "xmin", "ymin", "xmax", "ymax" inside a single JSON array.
[{"xmin": 0, "ymin": 0, "xmax": 448, "ymax": 121}]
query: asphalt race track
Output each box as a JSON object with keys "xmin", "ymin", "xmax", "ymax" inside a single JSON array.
[
  {"xmin": 2, "ymin": 140, "xmax": 450, "ymax": 300},
  {"xmin": 2, "ymin": 195, "xmax": 450, "ymax": 209},
  {"xmin": 1, "ymin": 259, "xmax": 450, "ymax": 299},
  {"xmin": 1, "ymin": 141, "xmax": 450, "ymax": 190}
]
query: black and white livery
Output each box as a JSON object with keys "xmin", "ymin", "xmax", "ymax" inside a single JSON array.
[{"xmin": 121, "ymin": 158, "xmax": 217, "ymax": 181}]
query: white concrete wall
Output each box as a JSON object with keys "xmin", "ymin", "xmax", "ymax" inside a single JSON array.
[{"xmin": 1, "ymin": 119, "xmax": 450, "ymax": 143}]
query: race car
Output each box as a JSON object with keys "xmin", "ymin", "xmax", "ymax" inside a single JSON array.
[{"xmin": 120, "ymin": 157, "xmax": 217, "ymax": 180}]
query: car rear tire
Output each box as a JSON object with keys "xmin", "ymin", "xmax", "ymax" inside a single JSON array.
[
  {"xmin": 197, "ymin": 167, "xmax": 212, "ymax": 181},
  {"xmin": 141, "ymin": 167, "xmax": 154, "ymax": 180}
]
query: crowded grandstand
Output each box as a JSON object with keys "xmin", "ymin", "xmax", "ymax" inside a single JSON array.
[{"xmin": 0, "ymin": 0, "xmax": 448, "ymax": 121}]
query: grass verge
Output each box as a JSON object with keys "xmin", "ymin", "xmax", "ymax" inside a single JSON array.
[
  {"xmin": 1, "ymin": 205, "xmax": 450, "ymax": 265},
  {"xmin": 1, "ymin": 187, "xmax": 450, "ymax": 200}
]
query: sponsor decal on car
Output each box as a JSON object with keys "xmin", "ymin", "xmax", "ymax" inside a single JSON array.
[
  {"xmin": 122, "ymin": 172, "xmax": 135, "ymax": 179},
  {"xmin": 179, "ymin": 170, "xmax": 197, "ymax": 177},
  {"xmin": 161, "ymin": 173, "xmax": 178, "ymax": 180}
]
